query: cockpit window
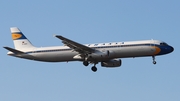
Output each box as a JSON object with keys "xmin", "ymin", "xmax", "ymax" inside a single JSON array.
[{"xmin": 160, "ymin": 42, "xmax": 168, "ymax": 46}]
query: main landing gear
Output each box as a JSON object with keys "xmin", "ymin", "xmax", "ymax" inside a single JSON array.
[
  {"xmin": 83, "ymin": 61, "xmax": 98, "ymax": 72},
  {"xmin": 83, "ymin": 61, "xmax": 89, "ymax": 66},
  {"xmin": 91, "ymin": 65, "xmax": 97, "ymax": 72},
  {"xmin": 152, "ymin": 56, "xmax": 156, "ymax": 64}
]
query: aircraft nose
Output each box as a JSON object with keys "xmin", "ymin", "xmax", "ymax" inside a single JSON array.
[{"xmin": 170, "ymin": 46, "xmax": 174, "ymax": 53}]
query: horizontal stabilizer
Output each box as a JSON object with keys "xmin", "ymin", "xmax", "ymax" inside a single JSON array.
[{"xmin": 3, "ymin": 47, "xmax": 24, "ymax": 54}]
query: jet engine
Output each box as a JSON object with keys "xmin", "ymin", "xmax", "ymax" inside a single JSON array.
[{"xmin": 101, "ymin": 59, "xmax": 122, "ymax": 67}]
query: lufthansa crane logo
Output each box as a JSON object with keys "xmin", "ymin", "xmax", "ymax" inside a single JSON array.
[{"xmin": 12, "ymin": 33, "xmax": 22, "ymax": 40}]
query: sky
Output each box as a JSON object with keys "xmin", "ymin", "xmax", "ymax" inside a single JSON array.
[{"xmin": 0, "ymin": 0, "xmax": 179, "ymax": 101}]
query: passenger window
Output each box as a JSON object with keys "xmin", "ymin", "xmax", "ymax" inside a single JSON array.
[{"xmin": 94, "ymin": 44, "xmax": 98, "ymax": 46}]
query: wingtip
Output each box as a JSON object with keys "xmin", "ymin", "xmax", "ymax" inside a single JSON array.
[
  {"xmin": 54, "ymin": 35, "xmax": 63, "ymax": 38},
  {"xmin": 53, "ymin": 34, "xmax": 57, "ymax": 37},
  {"xmin": 53, "ymin": 34, "xmax": 61, "ymax": 37}
]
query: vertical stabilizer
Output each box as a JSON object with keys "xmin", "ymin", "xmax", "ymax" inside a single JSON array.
[{"xmin": 11, "ymin": 27, "xmax": 35, "ymax": 50}]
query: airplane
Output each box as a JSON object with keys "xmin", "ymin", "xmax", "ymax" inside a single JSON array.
[{"xmin": 4, "ymin": 27, "xmax": 174, "ymax": 72}]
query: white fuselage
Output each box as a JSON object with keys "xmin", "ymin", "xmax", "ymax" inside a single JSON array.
[{"xmin": 9, "ymin": 40, "xmax": 169, "ymax": 62}]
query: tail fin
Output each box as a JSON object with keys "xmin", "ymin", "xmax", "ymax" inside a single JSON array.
[{"xmin": 11, "ymin": 27, "xmax": 35, "ymax": 50}]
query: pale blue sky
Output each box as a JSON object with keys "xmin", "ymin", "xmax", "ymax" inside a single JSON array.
[{"xmin": 0, "ymin": 0, "xmax": 179, "ymax": 101}]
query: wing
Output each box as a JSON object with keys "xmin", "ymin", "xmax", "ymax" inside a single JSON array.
[{"xmin": 55, "ymin": 35, "xmax": 95, "ymax": 54}]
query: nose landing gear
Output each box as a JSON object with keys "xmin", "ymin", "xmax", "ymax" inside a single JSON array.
[{"xmin": 152, "ymin": 56, "xmax": 156, "ymax": 64}]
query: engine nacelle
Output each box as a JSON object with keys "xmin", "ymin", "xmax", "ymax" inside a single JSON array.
[{"xmin": 101, "ymin": 59, "xmax": 122, "ymax": 68}]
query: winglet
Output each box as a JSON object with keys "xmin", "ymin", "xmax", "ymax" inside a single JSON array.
[{"xmin": 3, "ymin": 47, "xmax": 25, "ymax": 54}]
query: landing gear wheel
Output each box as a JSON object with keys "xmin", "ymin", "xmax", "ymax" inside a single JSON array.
[
  {"xmin": 83, "ymin": 61, "xmax": 89, "ymax": 66},
  {"xmin": 153, "ymin": 61, "xmax": 156, "ymax": 64},
  {"xmin": 91, "ymin": 66, "xmax": 97, "ymax": 72}
]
